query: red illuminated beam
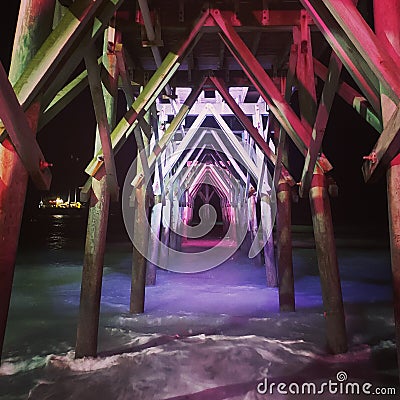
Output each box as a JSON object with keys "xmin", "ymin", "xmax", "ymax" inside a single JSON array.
[
  {"xmin": 294, "ymin": 12, "xmax": 317, "ymax": 134},
  {"xmin": 0, "ymin": 62, "xmax": 51, "ymax": 190},
  {"xmin": 210, "ymin": 9, "xmax": 332, "ymax": 173},
  {"xmin": 300, "ymin": 0, "xmax": 382, "ymax": 115},
  {"xmin": 309, "ymin": 0, "xmax": 400, "ymax": 103},
  {"xmin": 301, "ymin": 0, "xmax": 400, "ymax": 181},
  {"xmin": 209, "ymin": 76, "xmax": 295, "ymax": 186}
]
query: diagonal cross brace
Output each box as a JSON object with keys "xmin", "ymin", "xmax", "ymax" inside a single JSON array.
[
  {"xmin": 273, "ymin": 45, "xmax": 297, "ymax": 190},
  {"xmin": 311, "ymin": 0, "xmax": 400, "ymax": 103},
  {"xmin": 0, "ymin": 62, "xmax": 51, "ymax": 190},
  {"xmin": 300, "ymin": 0, "xmax": 382, "ymax": 114},
  {"xmin": 313, "ymin": 58, "xmax": 382, "ymax": 133},
  {"xmin": 84, "ymin": 46, "xmax": 119, "ymax": 200},
  {"xmin": 362, "ymin": 105, "xmax": 400, "ymax": 182},
  {"xmin": 38, "ymin": 57, "xmax": 102, "ymax": 131},
  {"xmin": 300, "ymin": 52, "xmax": 343, "ymax": 196},
  {"xmin": 210, "ymin": 9, "xmax": 332, "ymax": 173},
  {"xmin": 85, "ymin": 11, "xmax": 210, "ymax": 177},
  {"xmin": 209, "ymin": 76, "xmax": 295, "ymax": 187},
  {"xmin": 1, "ymin": 0, "xmax": 124, "ymax": 151},
  {"xmin": 300, "ymin": 0, "xmax": 400, "ymax": 181},
  {"xmin": 130, "ymin": 78, "xmax": 208, "ymax": 189},
  {"xmin": 13, "ymin": 0, "xmax": 121, "ymax": 109}
]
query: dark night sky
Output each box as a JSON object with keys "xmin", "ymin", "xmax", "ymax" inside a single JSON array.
[{"xmin": 0, "ymin": 2, "xmax": 389, "ymax": 233}]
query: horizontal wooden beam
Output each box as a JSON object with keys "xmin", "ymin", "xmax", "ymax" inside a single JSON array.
[
  {"xmin": 156, "ymin": 101, "xmax": 267, "ymax": 116},
  {"xmin": 201, "ymin": 10, "xmax": 315, "ymax": 28},
  {"xmin": 0, "ymin": 62, "xmax": 51, "ymax": 190},
  {"xmin": 41, "ymin": 0, "xmax": 123, "ymax": 111}
]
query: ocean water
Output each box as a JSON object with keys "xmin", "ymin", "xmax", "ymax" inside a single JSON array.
[{"xmin": 0, "ymin": 213, "xmax": 399, "ymax": 399}]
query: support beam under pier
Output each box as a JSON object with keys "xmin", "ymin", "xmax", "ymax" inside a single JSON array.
[
  {"xmin": 0, "ymin": 0, "xmax": 55, "ymax": 362},
  {"xmin": 309, "ymin": 170, "xmax": 347, "ymax": 354},
  {"xmin": 276, "ymin": 179, "xmax": 295, "ymax": 312}
]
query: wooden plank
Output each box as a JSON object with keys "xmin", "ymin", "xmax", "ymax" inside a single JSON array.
[
  {"xmin": 0, "ymin": 62, "xmax": 51, "ymax": 190},
  {"xmin": 13, "ymin": 0, "xmax": 116, "ymax": 108},
  {"xmin": 43, "ymin": 0, "xmax": 124, "ymax": 112},
  {"xmin": 300, "ymin": 52, "xmax": 343, "ymax": 196}
]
